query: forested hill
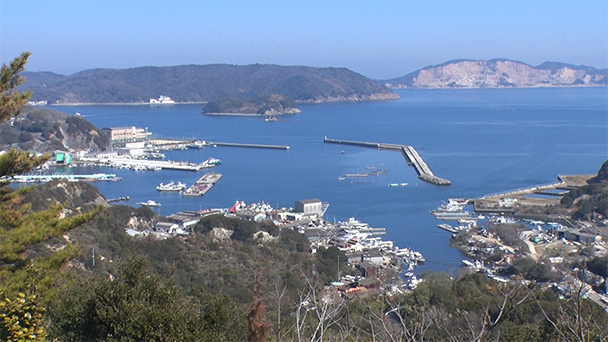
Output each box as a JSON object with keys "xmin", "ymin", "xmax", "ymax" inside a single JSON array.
[
  {"xmin": 20, "ymin": 64, "xmax": 399, "ymax": 104},
  {"xmin": 383, "ymin": 59, "xmax": 608, "ymax": 88}
]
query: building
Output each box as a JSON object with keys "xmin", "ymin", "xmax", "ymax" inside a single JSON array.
[
  {"xmin": 54, "ymin": 151, "xmax": 71, "ymax": 165},
  {"xmin": 102, "ymin": 126, "xmax": 152, "ymax": 143},
  {"xmin": 294, "ymin": 198, "xmax": 325, "ymax": 220}
]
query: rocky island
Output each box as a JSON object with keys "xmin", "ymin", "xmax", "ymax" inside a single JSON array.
[{"xmin": 202, "ymin": 94, "xmax": 301, "ymax": 116}]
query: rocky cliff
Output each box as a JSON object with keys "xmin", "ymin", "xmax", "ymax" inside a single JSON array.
[{"xmin": 384, "ymin": 59, "xmax": 607, "ymax": 88}]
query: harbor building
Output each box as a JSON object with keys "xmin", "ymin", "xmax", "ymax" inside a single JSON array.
[
  {"xmin": 102, "ymin": 126, "xmax": 152, "ymax": 143},
  {"xmin": 294, "ymin": 198, "xmax": 327, "ymax": 220}
]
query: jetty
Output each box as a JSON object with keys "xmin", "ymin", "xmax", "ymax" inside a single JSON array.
[
  {"xmin": 81, "ymin": 157, "xmax": 213, "ymax": 171},
  {"xmin": 182, "ymin": 172, "xmax": 223, "ymax": 197},
  {"xmin": 324, "ymin": 137, "xmax": 451, "ymax": 186},
  {"xmin": 10, "ymin": 173, "xmax": 121, "ymax": 183},
  {"xmin": 210, "ymin": 142, "xmax": 290, "ymax": 150}
]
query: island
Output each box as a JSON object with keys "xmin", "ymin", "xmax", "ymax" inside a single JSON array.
[{"xmin": 202, "ymin": 94, "xmax": 301, "ymax": 116}]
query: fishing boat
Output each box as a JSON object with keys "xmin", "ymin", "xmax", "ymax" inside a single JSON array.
[
  {"xmin": 156, "ymin": 181, "xmax": 187, "ymax": 191},
  {"xmin": 136, "ymin": 200, "xmax": 161, "ymax": 207}
]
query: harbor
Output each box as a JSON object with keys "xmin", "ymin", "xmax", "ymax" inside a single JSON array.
[
  {"xmin": 182, "ymin": 172, "xmax": 223, "ymax": 197},
  {"xmin": 323, "ymin": 137, "xmax": 451, "ymax": 186}
]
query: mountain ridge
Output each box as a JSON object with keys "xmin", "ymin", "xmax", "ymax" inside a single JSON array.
[{"xmin": 20, "ymin": 64, "xmax": 399, "ymax": 104}]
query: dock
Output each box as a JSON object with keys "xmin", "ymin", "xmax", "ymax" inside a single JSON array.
[
  {"xmin": 182, "ymin": 173, "xmax": 223, "ymax": 197},
  {"xmin": 324, "ymin": 137, "xmax": 451, "ymax": 186},
  {"xmin": 210, "ymin": 142, "xmax": 290, "ymax": 150},
  {"xmin": 82, "ymin": 157, "xmax": 213, "ymax": 171},
  {"xmin": 10, "ymin": 173, "xmax": 121, "ymax": 183}
]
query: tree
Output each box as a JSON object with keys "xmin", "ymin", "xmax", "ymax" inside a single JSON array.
[{"xmin": 0, "ymin": 52, "xmax": 48, "ymax": 188}]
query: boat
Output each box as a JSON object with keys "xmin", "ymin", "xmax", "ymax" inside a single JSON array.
[
  {"xmin": 338, "ymin": 176, "xmax": 346, "ymax": 181},
  {"xmin": 389, "ymin": 183, "xmax": 399, "ymax": 187},
  {"xmin": 149, "ymin": 95, "xmax": 175, "ymax": 104},
  {"xmin": 437, "ymin": 223, "xmax": 458, "ymax": 233},
  {"xmin": 137, "ymin": 200, "xmax": 161, "ymax": 207},
  {"xmin": 205, "ymin": 157, "xmax": 222, "ymax": 165},
  {"xmin": 156, "ymin": 181, "xmax": 187, "ymax": 191},
  {"xmin": 400, "ymin": 183, "xmax": 408, "ymax": 186},
  {"xmin": 264, "ymin": 115, "xmax": 278, "ymax": 122}
]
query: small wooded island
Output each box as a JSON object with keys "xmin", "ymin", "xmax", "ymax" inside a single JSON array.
[{"xmin": 202, "ymin": 94, "xmax": 301, "ymax": 116}]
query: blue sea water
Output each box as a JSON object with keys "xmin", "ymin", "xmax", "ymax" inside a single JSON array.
[{"xmin": 50, "ymin": 87, "xmax": 608, "ymax": 274}]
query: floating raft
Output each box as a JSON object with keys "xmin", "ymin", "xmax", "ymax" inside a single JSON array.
[{"xmin": 182, "ymin": 173, "xmax": 223, "ymax": 197}]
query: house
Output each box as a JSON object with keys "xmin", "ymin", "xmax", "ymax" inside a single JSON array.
[
  {"xmin": 362, "ymin": 249, "xmax": 384, "ymax": 266},
  {"xmin": 154, "ymin": 222, "xmax": 179, "ymax": 234}
]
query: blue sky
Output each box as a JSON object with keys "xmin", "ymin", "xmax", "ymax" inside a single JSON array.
[{"xmin": 1, "ymin": 1, "xmax": 606, "ymax": 79}]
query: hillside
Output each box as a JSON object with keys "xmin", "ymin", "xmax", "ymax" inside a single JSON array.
[
  {"xmin": 202, "ymin": 94, "xmax": 301, "ymax": 115},
  {"xmin": 20, "ymin": 64, "xmax": 399, "ymax": 104},
  {"xmin": 383, "ymin": 59, "xmax": 608, "ymax": 88},
  {"xmin": 0, "ymin": 106, "xmax": 110, "ymax": 152}
]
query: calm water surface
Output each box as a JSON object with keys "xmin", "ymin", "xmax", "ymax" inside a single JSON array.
[{"xmin": 51, "ymin": 87, "xmax": 608, "ymax": 274}]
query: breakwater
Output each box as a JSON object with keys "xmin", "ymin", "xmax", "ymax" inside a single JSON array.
[
  {"xmin": 210, "ymin": 142, "xmax": 290, "ymax": 150},
  {"xmin": 323, "ymin": 137, "xmax": 451, "ymax": 186}
]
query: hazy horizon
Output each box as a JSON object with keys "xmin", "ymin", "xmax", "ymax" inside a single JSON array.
[{"xmin": 1, "ymin": 0, "xmax": 607, "ymax": 80}]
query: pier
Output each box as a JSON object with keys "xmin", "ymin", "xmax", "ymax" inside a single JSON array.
[
  {"xmin": 11, "ymin": 173, "xmax": 121, "ymax": 183},
  {"xmin": 182, "ymin": 172, "xmax": 223, "ymax": 197},
  {"xmin": 210, "ymin": 142, "xmax": 290, "ymax": 150},
  {"xmin": 81, "ymin": 157, "xmax": 213, "ymax": 171},
  {"xmin": 324, "ymin": 137, "xmax": 451, "ymax": 186}
]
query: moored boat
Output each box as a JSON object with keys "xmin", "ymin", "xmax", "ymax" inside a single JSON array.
[{"xmin": 156, "ymin": 181, "xmax": 187, "ymax": 191}]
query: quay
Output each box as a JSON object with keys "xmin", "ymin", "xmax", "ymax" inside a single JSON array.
[
  {"xmin": 182, "ymin": 172, "xmax": 223, "ymax": 197},
  {"xmin": 324, "ymin": 137, "xmax": 451, "ymax": 186},
  {"xmin": 11, "ymin": 173, "xmax": 121, "ymax": 183},
  {"xmin": 82, "ymin": 157, "xmax": 212, "ymax": 171},
  {"xmin": 209, "ymin": 142, "xmax": 290, "ymax": 150}
]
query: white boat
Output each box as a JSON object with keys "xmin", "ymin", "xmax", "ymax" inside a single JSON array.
[
  {"xmin": 389, "ymin": 183, "xmax": 399, "ymax": 187},
  {"xmin": 137, "ymin": 200, "xmax": 161, "ymax": 207},
  {"xmin": 156, "ymin": 181, "xmax": 187, "ymax": 191},
  {"xmin": 264, "ymin": 115, "xmax": 278, "ymax": 122},
  {"xmin": 149, "ymin": 95, "xmax": 175, "ymax": 104}
]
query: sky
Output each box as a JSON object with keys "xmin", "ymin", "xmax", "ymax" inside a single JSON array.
[{"xmin": 1, "ymin": 0, "xmax": 607, "ymax": 80}]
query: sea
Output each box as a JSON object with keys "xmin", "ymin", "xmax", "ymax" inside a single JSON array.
[{"xmin": 48, "ymin": 87, "xmax": 608, "ymax": 275}]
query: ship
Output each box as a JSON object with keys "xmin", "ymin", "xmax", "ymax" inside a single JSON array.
[
  {"xmin": 149, "ymin": 95, "xmax": 175, "ymax": 104},
  {"xmin": 156, "ymin": 181, "xmax": 187, "ymax": 191},
  {"xmin": 437, "ymin": 223, "xmax": 458, "ymax": 233},
  {"xmin": 136, "ymin": 200, "xmax": 161, "ymax": 207},
  {"xmin": 264, "ymin": 115, "xmax": 278, "ymax": 122}
]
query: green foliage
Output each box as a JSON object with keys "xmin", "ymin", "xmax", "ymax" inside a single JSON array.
[
  {"xmin": 203, "ymin": 94, "xmax": 298, "ymax": 114},
  {"xmin": 1, "ymin": 52, "xmax": 32, "ymax": 122},
  {"xmin": 0, "ymin": 290, "xmax": 46, "ymax": 342},
  {"xmin": 48, "ymin": 258, "xmax": 247, "ymax": 341}
]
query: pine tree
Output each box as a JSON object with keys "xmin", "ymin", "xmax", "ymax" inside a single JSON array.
[{"xmin": 0, "ymin": 52, "xmax": 48, "ymax": 187}]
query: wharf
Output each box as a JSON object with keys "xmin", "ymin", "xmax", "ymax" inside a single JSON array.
[
  {"xmin": 11, "ymin": 173, "xmax": 121, "ymax": 183},
  {"xmin": 82, "ymin": 157, "xmax": 212, "ymax": 171},
  {"xmin": 210, "ymin": 142, "xmax": 290, "ymax": 150},
  {"xmin": 324, "ymin": 137, "xmax": 451, "ymax": 186},
  {"xmin": 182, "ymin": 172, "xmax": 223, "ymax": 197}
]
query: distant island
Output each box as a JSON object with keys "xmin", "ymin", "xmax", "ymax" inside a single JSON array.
[
  {"xmin": 383, "ymin": 59, "xmax": 607, "ymax": 88},
  {"xmin": 202, "ymin": 94, "xmax": 301, "ymax": 115},
  {"xmin": 20, "ymin": 64, "xmax": 399, "ymax": 104}
]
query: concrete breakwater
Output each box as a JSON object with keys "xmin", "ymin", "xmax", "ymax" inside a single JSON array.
[
  {"xmin": 209, "ymin": 142, "xmax": 290, "ymax": 150},
  {"xmin": 324, "ymin": 137, "xmax": 451, "ymax": 186}
]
